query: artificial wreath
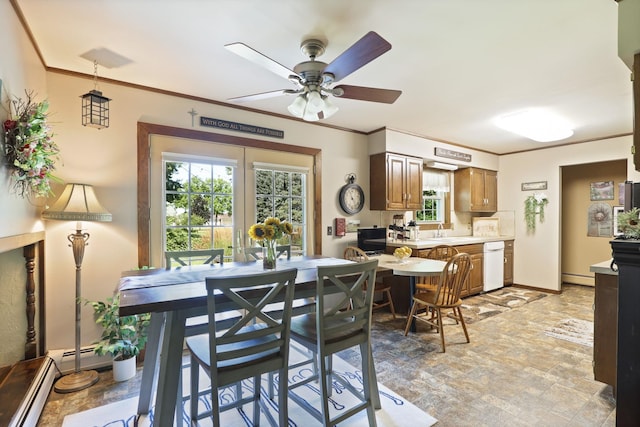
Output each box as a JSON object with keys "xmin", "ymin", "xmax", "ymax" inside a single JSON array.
[
  {"xmin": 2, "ymin": 91, "xmax": 61, "ymax": 198},
  {"xmin": 524, "ymin": 192, "xmax": 549, "ymax": 232}
]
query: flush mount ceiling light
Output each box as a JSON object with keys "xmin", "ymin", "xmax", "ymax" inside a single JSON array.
[
  {"xmin": 81, "ymin": 60, "xmax": 111, "ymax": 129},
  {"xmin": 495, "ymin": 109, "xmax": 573, "ymax": 142}
]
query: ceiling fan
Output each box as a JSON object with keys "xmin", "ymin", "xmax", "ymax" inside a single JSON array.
[{"xmin": 224, "ymin": 31, "xmax": 402, "ymax": 122}]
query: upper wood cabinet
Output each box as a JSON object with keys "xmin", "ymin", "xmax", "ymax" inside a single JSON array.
[
  {"xmin": 370, "ymin": 153, "xmax": 423, "ymax": 211},
  {"xmin": 454, "ymin": 167, "xmax": 497, "ymax": 212}
]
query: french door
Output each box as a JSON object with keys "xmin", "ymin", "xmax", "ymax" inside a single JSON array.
[{"xmin": 149, "ymin": 134, "xmax": 313, "ymax": 267}]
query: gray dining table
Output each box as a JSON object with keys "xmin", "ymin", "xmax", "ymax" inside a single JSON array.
[{"xmin": 118, "ymin": 256, "xmax": 367, "ymax": 427}]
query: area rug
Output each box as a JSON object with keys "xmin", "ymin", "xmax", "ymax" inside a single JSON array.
[
  {"xmin": 62, "ymin": 346, "xmax": 437, "ymax": 427},
  {"xmin": 544, "ymin": 318, "xmax": 594, "ymax": 347},
  {"xmin": 460, "ymin": 287, "xmax": 548, "ymax": 324}
]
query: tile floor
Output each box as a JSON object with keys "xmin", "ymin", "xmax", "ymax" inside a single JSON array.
[{"xmin": 37, "ymin": 284, "xmax": 616, "ymax": 426}]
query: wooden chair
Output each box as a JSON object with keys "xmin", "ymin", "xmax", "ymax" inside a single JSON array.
[
  {"xmin": 185, "ymin": 268, "xmax": 298, "ymax": 427},
  {"xmin": 343, "ymin": 246, "xmax": 396, "ymax": 319},
  {"xmin": 416, "ymin": 245, "xmax": 459, "ymax": 291},
  {"xmin": 288, "ymin": 259, "xmax": 379, "ymax": 426},
  {"xmin": 164, "ymin": 248, "xmax": 224, "ymax": 269},
  {"xmin": 243, "ymin": 244, "xmax": 291, "ymax": 262},
  {"xmin": 404, "ymin": 252, "xmax": 472, "ymax": 352}
]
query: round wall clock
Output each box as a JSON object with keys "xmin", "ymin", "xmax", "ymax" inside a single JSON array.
[{"xmin": 339, "ymin": 175, "xmax": 365, "ymax": 214}]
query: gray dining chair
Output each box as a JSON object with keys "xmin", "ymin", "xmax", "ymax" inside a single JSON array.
[
  {"xmin": 164, "ymin": 248, "xmax": 224, "ymax": 269},
  {"xmin": 288, "ymin": 259, "xmax": 379, "ymax": 426},
  {"xmin": 185, "ymin": 268, "xmax": 298, "ymax": 427}
]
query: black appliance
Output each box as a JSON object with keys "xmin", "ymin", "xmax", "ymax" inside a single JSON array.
[
  {"xmin": 357, "ymin": 227, "xmax": 386, "ymax": 254},
  {"xmin": 623, "ymin": 181, "xmax": 640, "ymax": 211}
]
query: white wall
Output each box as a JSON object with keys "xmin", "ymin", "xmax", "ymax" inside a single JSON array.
[
  {"xmin": 43, "ymin": 72, "xmax": 373, "ymax": 349},
  {"xmin": 499, "ymin": 135, "xmax": 639, "ymax": 291}
]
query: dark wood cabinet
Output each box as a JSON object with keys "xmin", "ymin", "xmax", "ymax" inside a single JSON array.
[
  {"xmin": 593, "ymin": 271, "xmax": 617, "ymax": 391},
  {"xmin": 454, "ymin": 167, "xmax": 497, "ymax": 212},
  {"xmin": 503, "ymin": 240, "xmax": 514, "ymax": 285},
  {"xmin": 370, "ymin": 152, "xmax": 423, "ymax": 211}
]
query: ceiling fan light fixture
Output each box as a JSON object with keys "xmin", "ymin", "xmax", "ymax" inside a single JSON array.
[
  {"xmin": 302, "ymin": 106, "xmax": 320, "ymax": 122},
  {"xmin": 321, "ymin": 96, "xmax": 339, "ymax": 119},
  {"xmin": 305, "ymin": 90, "xmax": 324, "ymax": 114},
  {"xmin": 287, "ymin": 94, "xmax": 307, "ymax": 118}
]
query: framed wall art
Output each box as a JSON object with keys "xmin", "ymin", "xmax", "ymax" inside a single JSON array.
[
  {"xmin": 590, "ymin": 181, "xmax": 614, "ymax": 201},
  {"xmin": 521, "ymin": 181, "xmax": 547, "ymax": 191},
  {"xmin": 613, "ymin": 205, "xmax": 624, "ymax": 236}
]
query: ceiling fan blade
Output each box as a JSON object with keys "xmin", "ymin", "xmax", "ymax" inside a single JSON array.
[
  {"xmin": 225, "ymin": 42, "xmax": 301, "ymax": 81},
  {"xmin": 228, "ymin": 89, "xmax": 293, "ymax": 103},
  {"xmin": 322, "ymin": 31, "xmax": 392, "ymax": 82},
  {"xmin": 333, "ymin": 85, "xmax": 402, "ymax": 104}
]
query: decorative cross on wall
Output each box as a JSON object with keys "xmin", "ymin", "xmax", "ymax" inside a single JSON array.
[{"xmin": 188, "ymin": 108, "xmax": 198, "ymax": 127}]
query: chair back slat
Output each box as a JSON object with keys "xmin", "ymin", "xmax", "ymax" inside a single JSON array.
[
  {"xmin": 165, "ymin": 249, "xmax": 224, "ymax": 269},
  {"xmin": 417, "ymin": 245, "xmax": 459, "ymax": 286},
  {"xmin": 243, "ymin": 244, "xmax": 292, "ymax": 261},
  {"xmin": 434, "ymin": 253, "xmax": 472, "ymax": 306},
  {"xmin": 315, "ymin": 260, "xmax": 378, "ymax": 344},
  {"xmin": 204, "ymin": 268, "xmax": 298, "ymax": 372},
  {"xmin": 343, "ymin": 246, "xmax": 369, "ymax": 262}
]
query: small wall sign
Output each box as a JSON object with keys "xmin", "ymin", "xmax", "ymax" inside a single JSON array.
[
  {"xmin": 200, "ymin": 116, "xmax": 284, "ymax": 139},
  {"xmin": 521, "ymin": 181, "xmax": 547, "ymax": 191},
  {"xmin": 434, "ymin": 147, "xmax": 471, "ymax": 162}
]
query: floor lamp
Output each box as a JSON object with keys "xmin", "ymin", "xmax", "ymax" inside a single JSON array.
[{"xmin": 42, "ymin": 183, "xmax": 112, "ymax": 393}]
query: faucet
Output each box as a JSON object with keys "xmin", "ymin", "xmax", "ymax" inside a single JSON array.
[{"xmin": 435, "ymin": 223, "xmax": 444, "ymax": 238}]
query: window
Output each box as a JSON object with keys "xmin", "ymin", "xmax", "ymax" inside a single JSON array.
[
  {"xmin": 254, "ymin": 164, "xmax": 307, "ymax": 256},
  {"xmin": 416, "ymin": 170, "xmax": 449, "ymax": 223},
  {"xmin": 163, "ymin": 155, "xmax": 235, "ymax": 260},
  {"xmin": 417, "ymin": 189, "xmax": 444, "ymax": 222}
]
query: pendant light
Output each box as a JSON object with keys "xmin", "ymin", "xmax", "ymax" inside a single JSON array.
[{"xmin": 81, "ymin": 60, "xmax": 111, "ymax": 129}]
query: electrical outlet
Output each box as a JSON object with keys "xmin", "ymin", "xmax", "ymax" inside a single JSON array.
[{"xmin": 327, "ymin": 226, "xmax": 333, "ymax": 235}]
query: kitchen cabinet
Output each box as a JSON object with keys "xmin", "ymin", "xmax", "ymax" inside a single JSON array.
[
  {"xmin": 503, "ymin": 240, "xmax": 514, "ymax": 285},
  {"xmin": 456, "ymin": 243, "xmax": 484, "ymax": 297},
  {"xmin": 593, "ymin": 271, "xmax": 617, "ymax": 393},
  {"xmin": 454, "ymin": 167, "xmax": 497, "ymax": 212},
  {"xmin": 370, "ymin": 152, "xmax": 423, "ymax": 211}
]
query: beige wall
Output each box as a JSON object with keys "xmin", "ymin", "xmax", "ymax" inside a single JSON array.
[
  {"xmin": 561, "ymin": 160, "xmax": 627, "ymax": 285},
  {"xmin": 0, "ymin": 1, "xmax": 48, "ymax": 237},
  {"xmin": 499, "ymin": 136, "xmax": 640, "ymax": 291}
]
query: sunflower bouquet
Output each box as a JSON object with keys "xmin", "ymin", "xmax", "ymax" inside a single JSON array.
[{"xmin": 248, "ymin": 217, "xmax": 293, "ymax": 268}]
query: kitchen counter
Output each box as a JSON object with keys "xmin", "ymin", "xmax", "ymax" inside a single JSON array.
[
  {"xmin": 386, "ymin": 235, "xmax": 515, "ymax": 250},
  {"xmin": 589, "ymin": 259, "xmax": 617, "ymax": 276}
]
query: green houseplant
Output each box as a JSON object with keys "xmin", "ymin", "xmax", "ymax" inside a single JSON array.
[
  {"xmin": 524, "ymin": 193, "xmax": 549, "ymax": 232},
  {"xmin": 86, "ymin": 294, "xmax": 150, "ymax": 380}
]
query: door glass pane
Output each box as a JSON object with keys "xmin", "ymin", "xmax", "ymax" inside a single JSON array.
[
  {"xmin": 164, "ymin": 159, "xmax": 234, "ymax": 261},
  {"xmin": 253, "ymin": 168, "xmax": 306, "ymax": 256}
]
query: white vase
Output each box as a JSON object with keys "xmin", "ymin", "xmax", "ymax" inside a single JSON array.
[{"xmin": 112, "ymin": 355, "xmax": 136, "ymax": 382}]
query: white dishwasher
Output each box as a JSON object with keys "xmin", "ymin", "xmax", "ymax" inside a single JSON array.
[{"xmin": 483, "ymin": 241, "xmax": 505, "ymax": 292}]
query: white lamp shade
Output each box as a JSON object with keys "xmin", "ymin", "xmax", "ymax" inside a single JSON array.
[
  {"xmin": 42, "ymin": 183, "xmax": 112, "ymax": 222},
  {"xmin": 287, "ymin": 95, "xmax": 307, "ymax": 118},
  {"xmin": 305, "ymin": 90, "xmax": 324, "ymax": 114},
  {"xmin": 322, "ymin": 96, "xmax": 339, "ymax": 119}
]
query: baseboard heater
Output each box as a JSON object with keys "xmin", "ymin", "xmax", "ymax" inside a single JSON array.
[
  {"xmin": 0, "ymin": 356, "xmax": 56, "ymax": 427},
  {"xmin": 48, "ymin": 345, "xmax": 111, "ymax": 375}
]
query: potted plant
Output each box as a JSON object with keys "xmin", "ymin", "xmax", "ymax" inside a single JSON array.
[{"xmin": 86, "ymin": 294, "xmax": 151, "ymax": 381}]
